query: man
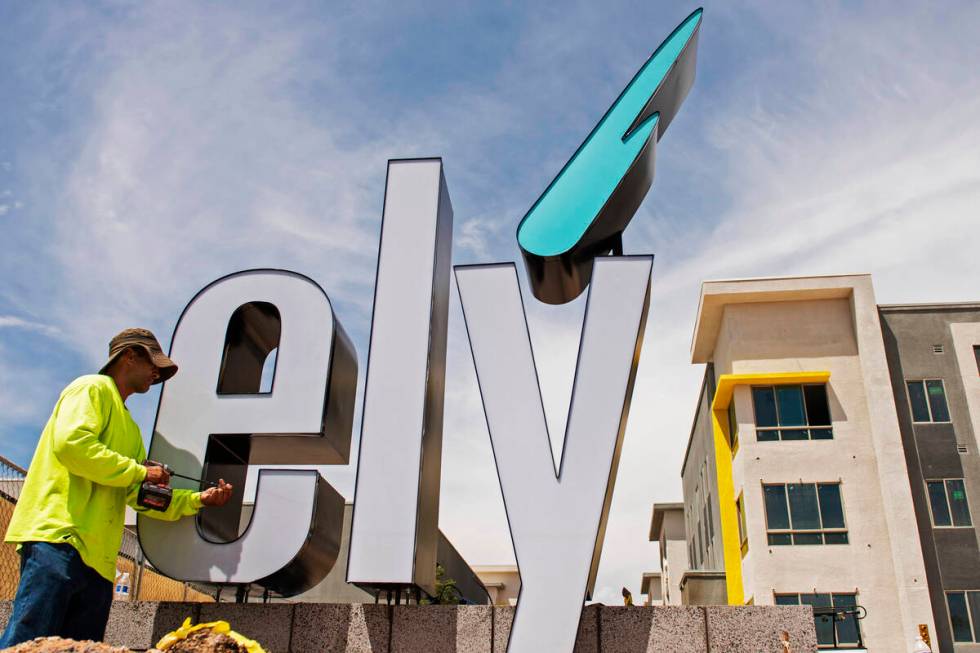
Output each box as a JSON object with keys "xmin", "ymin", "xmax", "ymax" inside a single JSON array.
[{"xmin": 1, "ymin": 328, "xmax": 233, "ymax": 646}]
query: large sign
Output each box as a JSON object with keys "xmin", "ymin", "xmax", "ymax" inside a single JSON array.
[{"xmin": 141, "ymin": 8, "xmax": 702, "ymax": 652}]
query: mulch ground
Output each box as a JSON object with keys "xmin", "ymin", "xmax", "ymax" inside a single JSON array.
[
  {"xmin": 0, "ymin": 638, "xmax": 129, "ymax": 653},
  {"xmin": 1, "ymin": 631, "xmax": 247, "ymax": 653}
]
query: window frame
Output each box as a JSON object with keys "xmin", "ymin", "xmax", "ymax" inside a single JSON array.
[
  {"xmin": 736, "ymin": 490, "xmax": 748, "ymax": 557},
  {"xmin": 945, "ymin": 590, "xmax": 980, "ymax": 643},
  {"xmin": 727, "ymin": 399, "xmax": 739, "ymax": 454},
  {"xmin": 926, "ymin": 478, "xmax": 973, "ymax": 528},
  {"xmin": 751, "ymin": 383, "xmax": 834, "ymax": 441},
  {"xmin": 906, "ymin": 378, "xmax": 952, "ymax": 424},
  {"xmin": 762, "ymin": 481, "xmax": 849, "ymax": 546},
  {"xmin": 774, "ymin": 591, "xmax": 863, "ymax": 649}
]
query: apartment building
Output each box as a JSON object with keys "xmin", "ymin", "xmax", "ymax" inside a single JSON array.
[
  {"xmin": 682, "ymin": 274, "xmax": 938, "ymax": 652},
  {"xmin": 646, "ymin": 503, "xmax": 689, "ymax": 606},
  {"xmin": 879, "ymin": 303, "xmax": 980, "ymax": 652}
]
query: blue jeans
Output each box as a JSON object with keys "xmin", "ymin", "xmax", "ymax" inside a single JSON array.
[{"xmin": 0, "ymin": 542, "xmax": 114, "ymax": 647}]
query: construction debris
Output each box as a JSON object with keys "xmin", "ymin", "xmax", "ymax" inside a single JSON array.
[
  {"xmin": 0, "ymin": 620, "xmax": 265, "ymax": 653},
  {"xmin": 0, "ymin": 637, "xmax": 129, "ymax": 653}
]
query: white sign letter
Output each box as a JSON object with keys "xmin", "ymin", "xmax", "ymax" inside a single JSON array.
[
  {"xmin": 348, "ymin": 158, "xmax": 453, "ymax": 595},
  {"xmin": 139, "ymin": 269, "xmax": 358, "ymax": 596},
  {"xmin": 455, "ymin": 257, "xmax": 651, "ymax": 652}
]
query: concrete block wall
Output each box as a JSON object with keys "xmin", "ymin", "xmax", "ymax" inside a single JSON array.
[{"xmin": 0, "ymin": 602, "xmax": 817, "ymax": 653}]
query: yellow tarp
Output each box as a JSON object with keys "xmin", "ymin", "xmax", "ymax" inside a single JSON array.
[{"xmin": 155, "ymin": 617, "xmax": 266, "ymax": 653}]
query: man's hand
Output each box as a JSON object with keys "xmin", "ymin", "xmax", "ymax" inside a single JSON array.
[
  {"xmin": 200, "ymin": 479, "xmax": 233, "ymax": 507},
  {"xmin": 143, "ymin": 461, "xmax": 171, "ymax": 485}
]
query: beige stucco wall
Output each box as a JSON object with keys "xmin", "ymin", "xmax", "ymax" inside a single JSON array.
[
  {"xmin": 473, "ymin": 566, "xmax": 520, "ymax": 606},
  {"xmin": 700, "ymin": 275, "xmax": 935, "ymax": 653},
  {"xmin": 661, "ymin": 511, "xmax": 689, "ymax": 606},
  {"xmin": 950, "ymin": 322, "xmax": 980, "ymax": 452}
]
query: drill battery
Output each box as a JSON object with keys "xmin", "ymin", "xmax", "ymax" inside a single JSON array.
[{"xmin": 137, "ymin": 481, "xmax": 173, "ymax": 511}]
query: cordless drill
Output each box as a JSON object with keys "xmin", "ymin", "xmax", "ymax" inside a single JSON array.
[{"xmin": 137, "ymin": 461, "xmax": 216, "ymax": 511}]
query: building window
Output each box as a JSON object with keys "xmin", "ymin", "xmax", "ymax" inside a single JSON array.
[
  {"xmin": 727, "ymin": 400, "xmax": 739, "ymax": 452},
  {"xmin": 906, "ymin": 379, "xmax": 951, "ymax": 423},
  {"xmin": 776, "ymin": 592, "xmax": 861, "ymax": 648},
  {"xmin": 706, "ymin": 494, "xmax": 714, "ymax": 541},
  {"xmin": 736, "ymin": 491, "xmax": 748, "ymax": 557},
  {"xmin": 974, "ymin": 346, "xmax": 979, "ymax": 375},
  {"xmin": 752, "ymin": 384, "xmax": 833, "ymax": 441},
  {"xmin": 927, "ymin": 479, "xmax": 972, "ymax": 527},
  {"xmin": 763, "ymin": 483, "xmax": 847, "ymax": 545},
  {"xmin": 946, "ymin": 591, "xmax": 980, "ymax": 642}
]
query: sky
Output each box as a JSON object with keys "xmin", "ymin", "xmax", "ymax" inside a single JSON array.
[{"xmin": 1, "ymin": 1, "xmax": 979, "ymax": 605}]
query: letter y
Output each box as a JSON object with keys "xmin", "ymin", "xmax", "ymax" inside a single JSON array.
[{"xmin": 455, "ymin": 256, "xmax": 652, "ymax": 652}]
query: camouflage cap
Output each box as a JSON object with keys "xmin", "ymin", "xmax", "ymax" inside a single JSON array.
[{"xmin": 98, "ymin": 328, "xmax": 178, "ymax": 384}]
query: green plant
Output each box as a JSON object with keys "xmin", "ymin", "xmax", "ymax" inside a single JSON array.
[{"xmin": 420, "ymin": 564, "xmax": 461, "ymax": 605}]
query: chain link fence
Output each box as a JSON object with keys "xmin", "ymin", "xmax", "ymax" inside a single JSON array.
[{"xmin": 0, "ymin": 455, "xmax": 213, "ymax": 603}]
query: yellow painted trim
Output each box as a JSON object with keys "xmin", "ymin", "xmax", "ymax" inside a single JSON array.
[
  {"xmin": 710, "ymin": 370, "xmax": 830, "ymax": 605},
  {"xmin": 711, "ymin": 371, "xmax": 831, "ymax": 411},
  {"xmin": 712, "ymin": 406, "xmax": 743, "ymax": 605}
]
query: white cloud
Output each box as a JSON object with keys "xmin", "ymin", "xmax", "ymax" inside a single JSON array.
[{"xmin": 0, "ymin": 315, "xmax": 61, "ymax": 337}]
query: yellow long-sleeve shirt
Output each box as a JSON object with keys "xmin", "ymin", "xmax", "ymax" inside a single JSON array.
[{"xmin": 5, "ymin": 374, "xmax": 202, "ymax": 582}]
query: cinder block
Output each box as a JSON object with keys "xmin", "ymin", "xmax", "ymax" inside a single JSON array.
[
  {"xmin": 292, "ymin": 603, "xmax": 390, "ymax": 653},
  {"xmin": 390, "ymin": 605, "xmax": 491, "ymax": 653},
  {"xmin": 597, "ymin": 606, "xmax": 708, "ymax": 653},
  {"xmin": 199, "ymin": 603, "xmax": 295, "ymax": 653},
  {"xmin": 491, "ymin": 607, "xmax": 513, "ymax": 653},
  {"xmin": 704, "ymin": 606, "xmax": 817, "ymax": 653},
  {"xmin": 647, "ymin": 606, "xmax": 706, "ymax": 653},
  {"xmin": 105, "ymin": 601, "xmax": 200, "ymax": 650},
  {"xmin": 455, "ymin": 606, "xmax": 492, "ymax": 653},
  {"xmin": 573, "ymin": 604, "xmax": 600, "ymax": 653},
  {"xmin": 600, "ymin": 606, "xmax": 655, "ymax": 653}
]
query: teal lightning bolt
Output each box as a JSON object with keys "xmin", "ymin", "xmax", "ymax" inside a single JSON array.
[{"xmin": 517, "ymin": 8, "xmax": 703, "ymax": 304}]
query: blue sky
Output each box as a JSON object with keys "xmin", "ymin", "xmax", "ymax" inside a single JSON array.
[{"xmin": 1, "ymin": 1, "xmax": 979, "ymax": 604}]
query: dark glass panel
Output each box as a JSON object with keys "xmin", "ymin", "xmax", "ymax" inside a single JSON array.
[
  {"xmin": 926, "ymin": 380, "xmax": 950, "ymax": 422},
  {"xmin": 774, "ymin": 594, "xmax": 800, "ymax": 606},
  {"xmin": 757, "ymin": 429, "xmax": 779, "ymax": 442},
  {"xmin": 727, "ymin": 401, "xmax": 738, "ymax": 448},
  {"xmin": 801, "ymin": 594, "xmax": 831, "ymax": 608},
  {"xmin": 780, "ymin": 429, "xmax": 808, "ymax": 441},
  {"xmin": 907, "ymin": 381, "xmax": 930, "ymax": 422},
  {"xmin": 707, "ymin": 496, "xmax": 714, "ymax": 540},
  {"xmin": 832, "ymin": 594, "xmax": 860, "ymax": 645},
  {"xmin": 975, "ymin": 346, "xmax": 980, "ymax": 376},
  {"xmin": 803, "ymin": 384, "xmax": 832, "ymax": 425},
  {"xmin": 947, "ymin": 479, "xmax": 972, "ymax": 527},
  {"xmin": 793, "ymin": 532, "xmax": 823, "ymax": 545},
  {"xmin": 810, "ymin": 428, "xmax": 833, "ymax": 440},
  {"xmin": 823, "ymin": 532, "xmax": 849, "ymax": 544},
  {"xmin": 767, "ymin": 533, "xmax": 792, "ymax": 545},
  {"xmin": 764, "ymin": 484, "xmax": 790, "ymax": 530},
  {"xmin": 787, "ymin": 483, "xmax": 820, "ymax": 530},
  {"xmin": 947, "ymin": 592, "xmax": 973, "ymax": 642},
  {"xmin": 736, "ymin": 496, "xmax": 747, "ymax": 544},
  {"xmin": 928, "ymin": 481, "xmax": 952, "ymax": 526},
  {"xmin": 753, "ymin": 387, "xmax": 778, "ymax": 427},
  {"xmin": 776, "ymin": 386, "xmax": 806, "ymax": 426},
  {"xmin": 802, "ymin": 594, "xmax": 834, "ymax": 646},
  {"xmin": 969, "ymin": 592, "xmax": 980, "ymax": 643},
  {"xmin": 818, "ymin": 484, "xmax": 845, "ymax": 529}
]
